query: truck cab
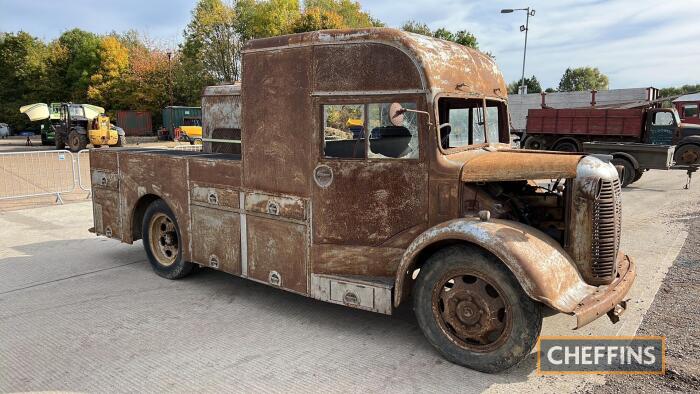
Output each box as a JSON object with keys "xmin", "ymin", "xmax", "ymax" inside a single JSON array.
[
  {"xmin": 89, "ymin": 28, "xmax": 634, "ymax": 373},
  {"xmin": 646, "ymin": 107, "xmax": 700, "ymax": 165}
]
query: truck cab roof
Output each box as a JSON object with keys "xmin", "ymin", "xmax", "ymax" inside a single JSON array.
[{"xmin": 243, "ymin": 28, "xmax": 506, "ymax": 102}]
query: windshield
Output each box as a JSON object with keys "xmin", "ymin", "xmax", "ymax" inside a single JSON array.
[
  {"xmin": 437, "ymin": 98, "xmax": 507, "ymax": 150},
  {"xmin": 68, "ymin": 105, "xmax": 85, "ymax": 117}
]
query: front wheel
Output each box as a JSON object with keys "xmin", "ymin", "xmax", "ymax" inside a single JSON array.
[
  {"xmin": 674, "ymin": 144, "xmax": 700, "ymax": 166},
  {"xmin": 142, "ymin": 199, "xmax": 195, "ymax": 279},
  {"xmin": 611, "ymin": 157, "xmax": 635, "ymax": 187},
  {"xmin": 413, "ymin": 245, "xmax": 542, "ymax": 373}
]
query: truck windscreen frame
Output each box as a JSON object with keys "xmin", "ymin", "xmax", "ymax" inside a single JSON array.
[{"xmin": 437, "ymin": 97, "xmax": 508, "ymax": 153}]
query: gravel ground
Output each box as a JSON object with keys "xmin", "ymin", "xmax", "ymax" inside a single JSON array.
[{"xmin": 588, "ymin": 211, "xmax": 700, "ymax": 392}]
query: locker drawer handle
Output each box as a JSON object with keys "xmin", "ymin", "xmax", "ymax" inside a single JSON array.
[{"xmin": 207, "ymin": 192, "xmax": 219, "ymax": 205}]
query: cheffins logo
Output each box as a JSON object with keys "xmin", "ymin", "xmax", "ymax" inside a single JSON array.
[{"xmin": 537, "ymin": 336, "xmax": 665, "ymax": 375}]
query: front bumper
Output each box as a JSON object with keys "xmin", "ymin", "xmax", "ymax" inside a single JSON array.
[{"xmin": 573, "ymin": 253, "xmax": 636, "ymax": 328}]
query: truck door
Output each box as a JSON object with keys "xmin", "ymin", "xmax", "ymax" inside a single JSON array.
[
  {"xmin": 647, "ymin": 109, "xmax": 677, "ymax": 145},
  {"xmin": 311, "ymin": 98, "xmax": 429, "ymax": 277}
]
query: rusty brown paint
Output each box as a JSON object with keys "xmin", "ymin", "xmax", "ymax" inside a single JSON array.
[
  {"xmin": 574, "ymin": 254, "xmax": 635, "ymax": 328},
  {"xmin": 461, "ymin": 150, "xmax": 584, "ymax": 182},
  {"xmin": 246, "ymin": 215, "xmax": 308, "ymax": 294},
  {"xmin": 191, "ymin": 205, "xmax": 241, "ymax": 275},
  {"xmin": 245, "ymin": 192, "xmax": 306, "ymax": 221},
  {"xmin": 191, "ymin": 184, "xmax": 239, "ymax": 209},
  {"xmin": 89, "ymin": 28, "xmax": 634, "ymax": 334},
  {"xmin": 311, "ymin": 245, "xmax": 404, "ymax": 277},
  {"xmin": 394, "ymin": 218, "xmax": 596, "ymax": 312},
  {"xmin": 242, "ymin": 46, "xmax": 314, "ymax": 197}
]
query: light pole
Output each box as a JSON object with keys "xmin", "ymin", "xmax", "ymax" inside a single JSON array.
[{"xmin": 501, "ymin": 7, "xmax": 535, "ymax": 95}]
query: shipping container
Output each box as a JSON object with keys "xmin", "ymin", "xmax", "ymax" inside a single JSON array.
[
  {"xmin": 163, "ymin": 106, "xmax": 202, "ymax": 139},
  {"xmin": 116, "ymin": 110, "xmax": 153, "ymax": 136}
]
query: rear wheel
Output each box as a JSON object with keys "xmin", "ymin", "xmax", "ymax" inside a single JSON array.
[
  {"xmin": 142, "ymin": 199, "xmax": 195, "ymax": 279},
  {"xmin": 674, "ymin": 144, "xmax": 700, "ymax": 166},
  {"xmin": 67, "ymin": 129, "xmax": 88, "ymax": 152},
  {"xmin": 115, "ymin": 135, "xmax": 127, "ymax": 147},
  {"xmin": 611, "ymin": 157, "xmax": 635, "ymax": 187},
  {"xmin": 553, "ymin": 140, "xmax": 579, "ymax": 152},
  {"xmin": 413, "ymin": 245, "xmax": 542, "ymax": 373},
  {"xmin": 523, "ymin": 136, "xmax": 546, "ymax": 150}
]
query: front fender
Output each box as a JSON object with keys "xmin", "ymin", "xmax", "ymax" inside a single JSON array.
[{"xmin": 394, "ymin": 218, "xmax": 596, "ymax": 313}]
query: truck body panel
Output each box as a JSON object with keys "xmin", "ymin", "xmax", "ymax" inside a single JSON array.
[
  {"xmin": 527, "ymin": 108, "xmax": 644, "ymax": 138},
  {"xmin": 90, "ymin": 29, "xmax": 634, "ymax": 369}
]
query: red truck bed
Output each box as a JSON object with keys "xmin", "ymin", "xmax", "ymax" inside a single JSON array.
[{"xmin": 526, "ymin": 108, "xmax": 644, "ymax": 137}]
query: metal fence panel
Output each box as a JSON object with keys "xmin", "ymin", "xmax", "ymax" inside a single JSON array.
[
  {"xmin": 77, "ymin": 149, "xmax": 91, "ymax": 191},
  {"xmin": 173, "ymin": 145, "xmax": 203, "ymax": 152},
  {"xmin": 0, "ymin": 150, "xmax": 76, "ymax": 201}
]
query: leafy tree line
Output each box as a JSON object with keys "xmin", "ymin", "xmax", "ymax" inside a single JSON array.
[
  {"xmin": 0, "ymin": 0, "xmax": 383, "ymax": 131},
  {"xmin": 507, "ymin": 67, "xmax": 610, "ymax": 95}
]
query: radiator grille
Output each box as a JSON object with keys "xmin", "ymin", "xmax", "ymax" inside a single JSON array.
[{"xmin": 591, "ymin": 178, "xmax": 621, "ymax": 280}]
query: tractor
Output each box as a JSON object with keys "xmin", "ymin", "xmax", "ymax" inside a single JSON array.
[{"xmin": 20, "ymin": 102, "xmax": 126, "ymax": 152}]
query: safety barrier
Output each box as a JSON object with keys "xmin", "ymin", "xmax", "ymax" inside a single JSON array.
[
  {"xmin": 173, "ymin": 144, "xmax": 203, "ymax": 152},
  {"xmin": 0, "ymin": 145, "xmax": 209, "ymax": 204},
  {"xmin": 76, "ymin": 149, "xmax": 91, "ymax": 193},
  {"xmin": 0, "ymin": 150, "xmax": 76, "ymax": 204}
]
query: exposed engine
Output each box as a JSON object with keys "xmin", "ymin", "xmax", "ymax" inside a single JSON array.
[{"xmin": 462, "ymin": 156, "xmax": 622, "ymax": 286}]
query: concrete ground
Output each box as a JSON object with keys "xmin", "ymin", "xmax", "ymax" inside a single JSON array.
[
  {"xmin": 0, "ymin": 169, "xmax": 697, "ymax": 393},
  {"xmin": 0, "ymin": 135, "xmax": 184, "ymax": 153}
]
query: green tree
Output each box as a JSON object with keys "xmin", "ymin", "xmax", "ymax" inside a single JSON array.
[
  {"xmin": 508, "ymin": 75, "xmax": 542, "ymax": 94},
  {"xmin": 0, "ymin": 32, "xmax": 50, "ymax": 130},
  {"xmin": 401, "ymin": 20, "xmax": 432, "ymax": 36},
  {"xmin": 56, "ymin": 29, "xmax": 102, "ymax": 101},
  {"xmin": 303, "ymin": 0, "xmax": 381, "ymax": 28},
  {"xmin": 291, "ymin": 7, "xmax": 345, "ymax": 33},
  {"xmin": 401, "ymin": 20, "xmax": 479, "ymax": 50},
  {"xmin": 659, "ymin": 84, "xmax": 700, "ymax": 98},
  {"xmin": 558, "ymin": 67, "xmax": 609, "ymax": 92}
]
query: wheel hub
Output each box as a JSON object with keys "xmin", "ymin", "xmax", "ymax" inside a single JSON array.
[
  {"xmin": 434, "ymin": 274, "xmax": 509, "ymax": 349},
  {"xmin": 149, "ymin": 213, "xmax": 178, "ymax": 266},
  {"xmin": 680, "ymin": 148, "xmax": 699, "ymax": 165}
]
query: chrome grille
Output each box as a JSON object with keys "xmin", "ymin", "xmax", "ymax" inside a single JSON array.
[{"xmin": 591, "ymin": 178, "xmax": 621, "ymax": 280}]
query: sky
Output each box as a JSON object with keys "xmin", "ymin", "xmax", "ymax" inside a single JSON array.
[{"xmin": 1, "ymin": 0, "xmax": 698, "ymax": 90}]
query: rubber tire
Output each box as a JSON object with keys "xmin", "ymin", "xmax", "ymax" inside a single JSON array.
[
  {"xmin": 142, "ymin": 199, "xmax": 196, "ymax": 279},
  {"xmin": 522, "ymin": 136, "xmax": 545, "ymax": 150},
  {"xmin": 632, "ymin": 169, "xmax": 644, "ymax": 183},
  {"xmin": 67, "ymin": 129, "xmax": 88, "ymax": 152},
  {"xmin": 553, "ymin": 140, "xmax": 579, "ymax": 152},
  {"xmin": 674, "ymin": 144, "xmax": 700, "ymax": 166},
  {"xmin": 55, "ymin": 133, "xmax": 66, "ymax": 150},
  {"xmin": 611, "ymin": 157, "xmax": 635, "ymax": 187},
  {"xmin": 115, "ymin": 135, "xmax": 127, "ymax": 147},
  {"xmin": 413, "ymin": 245, "xmax": 542, "ymax": 373}
]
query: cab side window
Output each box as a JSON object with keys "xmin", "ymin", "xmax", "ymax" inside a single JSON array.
[
  {"xmin": 322, "ymin": 101, "xmax": 419, "ymax": 160},
  {"xmin": 367, "ymin": 102, "xmax": 419, "ymax": 159},
  {"xmin": 653, "ymin": 112, "xmax": 674, "ymax": 126},
  {"xmin": 323, "ymin": 104, "xmax": 365, "ymax": 158}
]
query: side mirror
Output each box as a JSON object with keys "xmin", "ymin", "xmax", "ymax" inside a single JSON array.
[{"xmin": 389, "ymin": 102, "xmax": 405, "ymax": 127}]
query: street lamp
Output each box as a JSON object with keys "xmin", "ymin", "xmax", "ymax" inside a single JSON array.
[{"xmin": 501, "ymin": 7, "xmax": 536, "ymax": 95}]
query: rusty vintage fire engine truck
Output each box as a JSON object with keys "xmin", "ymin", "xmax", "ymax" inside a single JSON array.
[{"xmin": 89, "ymin": 29, "xmax": 635, "ymax": 373}]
